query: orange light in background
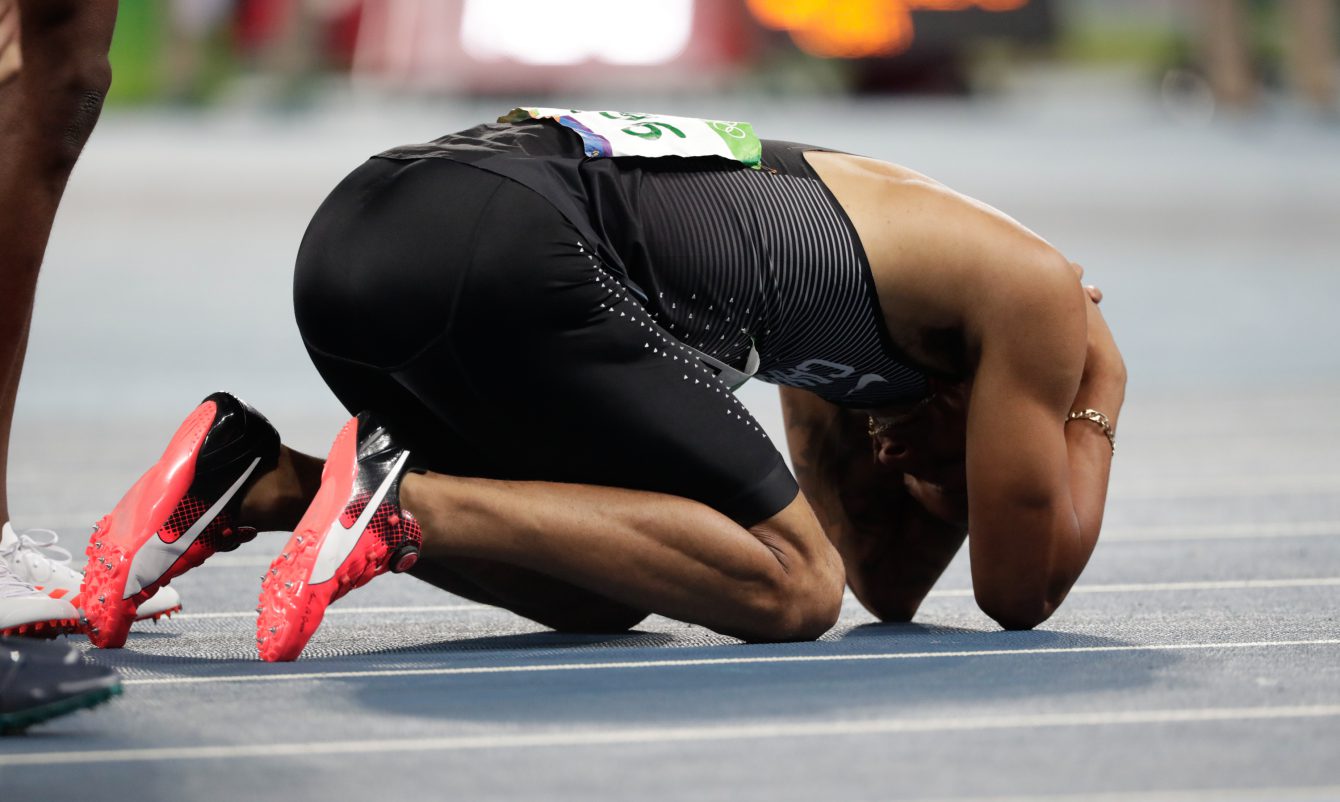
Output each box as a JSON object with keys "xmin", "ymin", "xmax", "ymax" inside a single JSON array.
[
  {"xmin": 746, "ymin": 0, "xmax": 1029, "ymax": 59},
  {"xmin": 746, "ymin": 0, "xmax": 830, "ymax": 31},
  {"xmin": 794, "ymin": 0, "xmax": 912, "ymax": 59},
  {"xmin": 911, "ymin": 0, "xmax": 1027, "ymax": 10}
]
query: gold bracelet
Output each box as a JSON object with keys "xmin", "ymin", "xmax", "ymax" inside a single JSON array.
[{"xmin": 1065, "ymin": 408, "xmax": 1115, "ymax": 455}]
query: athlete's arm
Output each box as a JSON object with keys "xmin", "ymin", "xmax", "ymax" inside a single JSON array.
[
  {"xmin": 780, "ymin": 387, "xmax": 966, "ymax": 622},
  {"xmin": 964, "ymin": 251, "xmax": 1123, "ymax": 630},
  {"xmin": 802, "ymin": 152, "xmax": 1123, "ymax": 629}
]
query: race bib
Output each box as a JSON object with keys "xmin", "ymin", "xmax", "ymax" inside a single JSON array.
[{"xmin": 500, "ymin": 107, "xmax": 762, "ymax": 167}]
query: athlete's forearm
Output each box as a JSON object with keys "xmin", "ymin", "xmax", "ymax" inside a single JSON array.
[
  {"xmin": 1055, "ymin": 295, "xmax": 1126, "ymax": 571},
  {"xmin": 781, "ymin": 387, "xmax": 964, "ymax": 622},
  {"xmin": 1029, "ymin": 342, "xmax": 1126, "ymax": 618},
  {"xmin": 1056, "ymin": 362, "xmax": 1124, "ymax": 577},
  {"xmin": 828, "ymin": 476, "xmax": 966, "ymax": 623}
]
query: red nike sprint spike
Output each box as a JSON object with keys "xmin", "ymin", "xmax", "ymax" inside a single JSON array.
[
  {"xmin": 257, "ymin": 413, "xmax": 421, "ymax": 662},
  {"xmin": 81, "ymin": 393, "xmax": 279, "ymax": 648}
]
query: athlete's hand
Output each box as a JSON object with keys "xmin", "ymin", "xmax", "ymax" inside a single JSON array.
[
  {"xmin": 1068, "ymin": 260, "xmax": 1123, "ymax": 395},
  {"xmin": 1076, "ymin": 290, "xmax": 1126, "ymax": 422},
  {"xmin": 0, "ymin": 0, "xmax": 20, "ymax": 86},
  {"xmin": 1071, "ymin": 261, "xmax": 1103, "ymax": 305}
]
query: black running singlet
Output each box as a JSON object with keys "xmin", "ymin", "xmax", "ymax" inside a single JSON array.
[{"xmin": 377, "ymin": 119, "xmax": 929, "ymax": 408}]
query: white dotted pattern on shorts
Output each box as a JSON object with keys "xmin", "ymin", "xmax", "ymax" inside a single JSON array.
[{"xmin": 579, "ymin": 241, "xmax": 766, "ymax": 438}]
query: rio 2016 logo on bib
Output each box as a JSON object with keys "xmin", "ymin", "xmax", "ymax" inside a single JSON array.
[{"xmin": 500, "ymin": 107, "xmax": 763, "ymax": 167}]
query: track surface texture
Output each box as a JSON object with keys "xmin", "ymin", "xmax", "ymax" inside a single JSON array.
[{"xmin": 2, "ymin": 87, "xmax": 1337, "ymax": 801}]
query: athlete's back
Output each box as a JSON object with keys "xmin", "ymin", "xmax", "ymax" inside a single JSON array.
[{"xmin": 378, "ymin": 116, "xmax": 931, "ymax": 408}]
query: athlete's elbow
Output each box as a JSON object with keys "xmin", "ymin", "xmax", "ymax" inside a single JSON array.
[
  {"xmin": 873, "ymin": 601, "xmax": 920, "ymax": 624},
  {"xmin": 988, "ymin": 605, "xmax": 1054, "ymax": 632},
  {"xmin": 855, "ymin": 586, "xmax": 924, "ymax": 624},
  {"xmin": 975, "ymin": 589, "xmax": 1059, "ymax": 631}
]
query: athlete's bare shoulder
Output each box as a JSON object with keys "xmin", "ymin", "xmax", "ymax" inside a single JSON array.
[
  {"xmin": 802, "ymin": 150, "xmax": 1073, "ymax": 377},
  {"xmin": 804, "ymin": 150, "xmax": 937, "ymax": 184}
]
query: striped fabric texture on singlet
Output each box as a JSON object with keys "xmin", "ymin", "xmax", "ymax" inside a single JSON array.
[{"xmin": 633, "ymin": 165, "xmax": 928, "ymax": 409}]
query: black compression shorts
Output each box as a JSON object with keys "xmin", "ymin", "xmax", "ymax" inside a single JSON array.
[{"xmin": 293, "ymin": 157, "xmax": 799, "ymax": 527}]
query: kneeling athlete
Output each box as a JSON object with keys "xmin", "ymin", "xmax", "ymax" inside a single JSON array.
[{"xmin": 79, "ymin": 109, "xmax": 1125, "ymax": 661}]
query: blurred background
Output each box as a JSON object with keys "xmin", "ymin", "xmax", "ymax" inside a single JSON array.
[
  {"xmin": 13, "ymin": 0, "xmax": 1340, "ymax": 530},
  {"xmin": 99, "ymin": 0, "xmax": 1338, "ymax": 112},
  {"xmin": 8, "ymin": 7, "xmax": 1338, "ymax": 796}
]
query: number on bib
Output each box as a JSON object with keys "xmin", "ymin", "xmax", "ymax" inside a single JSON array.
[{"xmin": 500, "ymin": 107, "xmax": 762, "ymax": 167}]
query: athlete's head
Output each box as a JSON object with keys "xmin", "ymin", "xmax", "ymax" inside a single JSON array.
[{"xmin": 866, "ymin": 378, "xmax": 969, "ymax": 492}]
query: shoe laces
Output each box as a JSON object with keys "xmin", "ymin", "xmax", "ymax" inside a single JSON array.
[
  {"xmin": 0, "ymin": 554, "xmax": 40, "ymax": 599},
  {"xmin": 0, "ymin": 528, "xmax": 75, "ymax": 587}
]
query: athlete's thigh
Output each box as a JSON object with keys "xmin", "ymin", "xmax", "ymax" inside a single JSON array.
[
  {"xmin": 308, "ymin": 351, "xmax": 649, "ymax": 632},
  {"xmin": 309, "ymin": 350, "xmax": 653, "ymax": 634},
  {"xmin": 297, "ymin": 158, "xmax": 795, "ymax": 527},
  {"xmin": 298, "ymin": 164, "xmax": 806, "ymax": 617},
  {"xmin": 401, "ymin": 177, "xmax": 800, "ymax": 528}
]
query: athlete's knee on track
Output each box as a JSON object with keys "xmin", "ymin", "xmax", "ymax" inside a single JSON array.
[
  {"xmin": 737, "ymin": 562, "xmax": 842, "ymax": 643},
  {"xmin": 738, "ymin": 504, "xmax": 844, "ymax": 642},
  {"xmin": 857, "ymin": 581, "xmax": 933, "ymax": 624},
  {"xmin": 751, "ymin": 578, "xmax": 842, "ymax": 643}
]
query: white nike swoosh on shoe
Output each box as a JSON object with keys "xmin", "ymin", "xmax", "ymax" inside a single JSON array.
[
  {"xmin": 308, "ymin": 451, "xmax": 410, "ymax": 586},
  {"xmin": 123, "ymin": 457, "xmax": 262, "ymax": 599}
]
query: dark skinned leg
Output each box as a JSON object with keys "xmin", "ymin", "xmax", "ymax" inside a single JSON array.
[
  {"xmin": 232, "ymin": 444, "xmax": 843, "ymax": 641},
  {"xmin": 230, "ymin": 445, "xmax": 649, "ymax": 633},
  {"xmin": 409, "ymin": 557, "xmax": 649, "ymax": 634},
  {"xmin": 399, "ymin": 473, "xmax": 843, "ymax": 643},
  {"xmin": 234, "ymin": 445, "xmax": 326, "ymax": 534},
  {"xmin": 0, "ymin": 0, "xmax": 117, "ymax": 525}
]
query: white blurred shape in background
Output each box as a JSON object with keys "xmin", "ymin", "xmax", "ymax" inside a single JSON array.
[{"xmin": 460, "ymin": 0, "xmax": 693, "ymax": 66}]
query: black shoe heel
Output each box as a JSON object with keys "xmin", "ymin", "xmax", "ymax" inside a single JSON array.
[{"xmin": 389, "ymin": 544, "xmax": 419, "ymax": 573}]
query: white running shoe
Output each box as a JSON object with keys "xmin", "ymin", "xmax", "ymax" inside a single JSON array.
[
  {"xmin": 1, "ymin": 524, "xmax": 182, "ymax": 625},
  {"xmin": 0, "ymin": 548, "xmax": 80, "ymax": 638}
]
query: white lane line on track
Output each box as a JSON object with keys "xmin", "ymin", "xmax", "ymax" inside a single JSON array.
[
  {"xmin": 192, "ymin": 519, "xmax": 1340, "ymax": 569},
  {"xmin": 1112, "ymin": 475, "xmax": 1340, "ymax": 499},
  {"xmin": 1102, "ymin": 520, "xmax": 1339, "ymax": 541},
  {"xmin": 1079, "ymin": 577, "xmax": 1340, "ymax": 592},
  {"xmin": 36, "ymin": 476, "xmax": 1340, "ymax": 535},
  {"xmin": 170, "ymin": 577, "xmax": 1340, "ymax": 620},
  {"xmin": 3, "ymin": 703, "xmax": 1338, "ymax": 766},
  {"xmin": 928, "ymin": 577, "xmax": 1340, "ymax": 597},
  {"xmin": 118, "ymin": 638, "xmax": 1340, "ymax": 687},
  {"xmin": 41, "ymin": 520, "xmax": 1337, "ymax": 576},
  {"xmin": 903, "ymin": 785, "xmax": 1340, "ymax": 802}
]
